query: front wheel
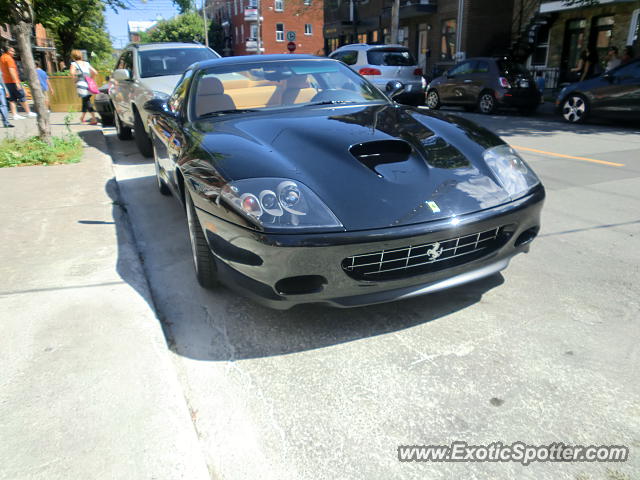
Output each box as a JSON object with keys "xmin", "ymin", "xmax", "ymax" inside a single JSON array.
[
  {"xmin": 114, "ymin": 109, "xmax": 132, "ymax": 140},
  {"xmin": 562, "ymin": 94, "xmax": 588, "ymax": 123},
  {"xmin": 478, "ymin": 92, "xmax": 496, "ymax": 114},
  {"xmin": 425, "ymin": 90, "xmax": 441, "ymax": 109},
  {"xmin": 134, "ymin": 111, "xmax": 153, "ymax": 158},
  {"xmin": 185, "ymin": 190, "xmax": 218, "ymax": 289}
]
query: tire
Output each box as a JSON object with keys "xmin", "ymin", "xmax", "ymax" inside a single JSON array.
[
  {"xmin": 185, "ymin": 190, "xmax": 218, "ymax": 289},
  {"xmin": 134, "ymin": 110, "xmax": 153, "ymax": 158},
  {"xmin": 477, "ymin": 91, "xmax": 496, "ymax": 114},
  {"xmin": 425, "ymin": 89, "xmax": 441, "ymax": 109},
  {"xmin": 114, "ymin": 109, "xmax": 132, "ymax": 140},
  {"xmin": 152, "ymin": 136, "xmax": 171, "ymax": 196},
  {"xmin": 561, "ymin": 94, "xmax": 588, "ymax": 123}
]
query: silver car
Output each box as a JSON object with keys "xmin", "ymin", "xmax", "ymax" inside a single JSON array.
[
  {"xmin": 109, "ymin": 42, "xmax": 220, "ymax": 157},
  {"xmin": 329, "ymin": 44, "xmax": 425, "ymax": 106}
]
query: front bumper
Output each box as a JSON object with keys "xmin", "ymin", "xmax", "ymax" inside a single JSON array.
[{"xmin": 194, "ymin": 185, "xmax": 545, "ymax": 309}]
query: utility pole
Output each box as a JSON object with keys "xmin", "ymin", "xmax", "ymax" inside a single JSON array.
[
  {"xmin": 202, "ymin": 0, "xmax": 209, "ymax": 46},
  {"xmin": 390, "ymin": 0, "xmax": 399, "ymax": 44}
]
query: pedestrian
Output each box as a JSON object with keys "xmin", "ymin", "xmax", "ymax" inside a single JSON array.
[
  {"xmin": 69, "ymin": 49, "xmax": 98, "ymax": 125},
  {"xmin": 535, "ymin": 71, "xmax": 545, "ymax": 103},
  {"xmin": 605, "ymin": 46, "xmax": 621, "ymax": 71},
  {"xmin": 570, "ymin": 50, "xmax": 588, "ymax": 81},
  {"xmin": 35, "ymin": 60, "xmax": 54, "ymax": 112},
  {"xmin": 0, "ymin": 78, "xmax": 15, "ymax": 128},
  {"xmin": 621, "ymin": 46, "xmax": 634, "ymax": 65},
  {"xmin": 0, "ymin": 45, "xmax": 37, "ymax": 120}
]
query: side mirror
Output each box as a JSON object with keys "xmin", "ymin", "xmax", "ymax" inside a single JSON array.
[
  {"xmin": 385, "ymin": 80, "xmax": 405, "ymax": 99},
  {"xmin": 112, "ymin": 69, "xmax": 130, "ymax": 82},
  {"xmin": 144, "ymin": 98, "xmax": 175, "ymax": 118}
]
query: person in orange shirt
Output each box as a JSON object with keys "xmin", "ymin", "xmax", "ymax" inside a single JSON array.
[{"xmin": 0, "ymin": 45, "xmax": 36, "ymax": 120}]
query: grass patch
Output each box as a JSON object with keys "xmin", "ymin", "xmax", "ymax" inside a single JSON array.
[{"xmin": 0, "ymin": 134, "xmax": 83, "ymax": 168}]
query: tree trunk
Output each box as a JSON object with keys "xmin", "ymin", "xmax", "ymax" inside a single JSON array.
[
  {"xmin": 390, "ymin": 0, "xmax": 400, "ymax": 44},
  {"xmin": 14, "ymin": 21, "xmax": 51, "ymax": 143}
]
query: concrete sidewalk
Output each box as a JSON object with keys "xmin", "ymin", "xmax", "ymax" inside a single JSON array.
[
  {"xmin": 0, "ymin": 111, "xmax": 101, "ymax": 140},
  {"xmin": 0, "ymin": 115, "xmax": 210, "ymax": 479}
]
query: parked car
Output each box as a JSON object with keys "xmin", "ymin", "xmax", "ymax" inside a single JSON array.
[
  {"xmin": 426, "ymin": 57, "xmax": 541, "ymax": 115},
  {"xmin": 109, "ymin": 42, "xmax": 220, "ymax": 157},
  {"xmin": 144, "ymin": 54, "xmax": 544, "ymax": 309},
  {"xmin": 556, "ymin": 58, "xmax": 640, "ymax": 123},
  {"xmin": 329, "ymin": 44, "xmax": 426, "ymax": 106},
  {"xmin": 94, "ymin": 83, "xmax": 113, "ymax": 126}
]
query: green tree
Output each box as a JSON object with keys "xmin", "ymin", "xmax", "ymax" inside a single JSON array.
[
  {"xmin": 0, "ymin": 0, "xmax": 126, "ymax": 142},
  {"xmin": 37, "ymin": 0, "xmax": 113, "ymax": 64},
  {"xmin": 141, "ymin": 11, "xmax": 209, "ymax": 44}
]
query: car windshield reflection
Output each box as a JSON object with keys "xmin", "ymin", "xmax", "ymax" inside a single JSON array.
[{"xmin": 192, "ymin": 59, "xmax": 388, "ymax": 118}]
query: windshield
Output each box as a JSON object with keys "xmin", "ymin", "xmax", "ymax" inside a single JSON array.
[
  {"xmin": 367, "ymin": 48, "xmax": 416, "ymax": 66},
  {"xmin": 139, "ymin": 48, "xmax": 218, "ymax": 78},
  {"xmin": 192, "ymin": 59, "xmax": 387, "ymax": 118}
]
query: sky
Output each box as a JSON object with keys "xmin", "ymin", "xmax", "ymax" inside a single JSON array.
[{"xmin": 105, "ymin": 0, "xmax": 202, "ymax": 50}]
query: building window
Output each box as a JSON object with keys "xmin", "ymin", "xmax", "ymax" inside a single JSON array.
[
  {"xmin": 275, "ymin": 0, "xmax": 283, "ymax": 11},
  {"xmin": 250, "ymin": 24, "xmax": 258, "ymax": 39},
  {"xmin": 234, "ymin": 0, "xmax": 237, "ymax": 16},
  {"xmin": 593, "ymin": 15, "xmax": 615, "ymax": 61},
  {"xmin": 628, "ymin": 8, "xmax": 639, "ymax": 47},
  {"xmin": 235, "ymin": 26, "xmax": 239, "ymax": 43},
  {"xmin": 303, "ymin": 0, "xmax": 311, "ymax": 4},
  {"xmin": 241, "ymin": 24, "xmax": 244, "ymax": 41},
  {"xmin": 441, "ymin": 19, "xmax": 457, "ymax": 61},
  {"xmin": 276, "ymin": 23, "xmax": 284, "ymax": 41},
  {"xmin": 304, "ymin": 24, "xmax": 312, "ymax": 35},
  {"xmin": 531, "ymin": 23, "xmax": 550, "ymax": 66},
  {"xmin": 357, "ymin": 32, "xmax": 366, "ymax": 43}
]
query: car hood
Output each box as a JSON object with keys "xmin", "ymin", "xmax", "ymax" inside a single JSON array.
[
  {"xmin": 139, "ymin": 74, "xmax": 182, "ymax": 95},
  {"xmin": 193, "ymin": 104, "xmax": 511, "ymax": 231}
]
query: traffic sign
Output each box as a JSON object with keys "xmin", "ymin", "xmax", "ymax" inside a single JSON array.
[
  {"xmin": 287, "ymin": 41, "xmax": 296, "ymax": 53},
  {"xmin": 286, "ymin": 31, "xmax": 296, "ymax": 42}
]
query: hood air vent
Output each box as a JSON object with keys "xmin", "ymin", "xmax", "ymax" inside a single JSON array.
[{"xmin": 349, "ymin": 140, "xmax": 412, "ymax": 176}]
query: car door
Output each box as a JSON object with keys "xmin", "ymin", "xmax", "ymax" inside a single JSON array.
[
  {"xmin": 467, "ymin": 60, "xmax": 489, "ymax": 102},
  {"xmin": 592, "ymin": 60, "xmax": 640, "ymax": 118},
  {"xmin": 439, "ymin": 61, "xmax": 473, "ymax": 104},
  {"xmin": 113, "ymin": 50, "xmax": 135, "ymax": 126},
  {"xmin": 153, "ymin": 69, "xmax": 194, "ymax": 191}
]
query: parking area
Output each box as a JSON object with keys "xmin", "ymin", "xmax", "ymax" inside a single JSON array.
[{"xmin": 103, "ymin": 108, "xmax": 640, "ymax": 480}]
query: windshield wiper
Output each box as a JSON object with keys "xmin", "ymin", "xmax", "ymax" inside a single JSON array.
[
  {"xmin": 199, "ymin": 109, "xmax": 259, "ymax": 118},
  {"xmin": 305, "ymin": 100, "xmax": 360, "ymax": 106}
]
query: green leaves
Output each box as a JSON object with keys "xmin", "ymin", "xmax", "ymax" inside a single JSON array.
[{"xmin": 140, "ymin": 12, "xmax": 209, "ymax": 44}]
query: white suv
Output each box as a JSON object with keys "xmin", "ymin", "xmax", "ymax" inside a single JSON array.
[
  {"xmin": 109, "ymin": 42, "xmax": 220, "ymax": 157},
  {"xmin": 329, "ymin": 44, "xmax": 426, "ymax": 106}
]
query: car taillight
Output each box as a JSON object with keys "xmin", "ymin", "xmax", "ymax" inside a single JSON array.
[
  {"xmin": 499, "ymin": 77, "xmax": 511, "ymax": 88},
  {"xmin": 414, "ymin": 68, "xmax": 423, "ymax": 76},
  {"xmin": 359, "ymin": 67, "xmax": 381, "ymax": 76}
]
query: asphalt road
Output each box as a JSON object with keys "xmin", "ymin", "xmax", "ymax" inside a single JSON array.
[{"xmin": 105, "ymin": 108, "xmax": 640, "ymax": 480}]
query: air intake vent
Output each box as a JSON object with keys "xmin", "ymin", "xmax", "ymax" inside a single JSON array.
[{"xmin": 349, "ymin": 140, "xmax": 412, "ymax": 175}]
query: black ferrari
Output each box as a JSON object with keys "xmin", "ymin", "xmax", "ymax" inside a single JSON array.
[{"xmin": 144, "ymin": 55, "xmax": 544, "ymax": 309}]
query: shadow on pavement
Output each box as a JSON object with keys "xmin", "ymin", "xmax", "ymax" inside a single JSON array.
[{"xmin": 112, "ymin": 173, "xmax": 506, "ymax": 362}]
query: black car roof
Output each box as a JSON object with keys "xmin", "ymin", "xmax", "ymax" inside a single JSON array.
[{"xmin": 195, "ymin": 54, "xmax": 325, "ymax": 69}]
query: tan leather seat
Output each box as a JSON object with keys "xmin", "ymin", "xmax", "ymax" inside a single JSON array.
[
  {"xmin": 196, "ymin": 77, "xmax": 236, "ymax": 116},
  {"xmin": 281, "ymin": 75, "xmax": 316, "ymax": 104}
]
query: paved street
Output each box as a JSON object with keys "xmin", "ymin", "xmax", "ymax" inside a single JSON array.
[{"xmin": 106, "ymin": 109, "xmax": 640, "ymax": 480}]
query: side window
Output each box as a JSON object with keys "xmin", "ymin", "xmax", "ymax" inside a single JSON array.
[
  {"xmin": 118, "ymin": 50, "xmax": 133, "ymax": 73},
  {"xmin": 474, "ymin": 61, "xmax": 489, "ymax": 74},
  {"xmin": 448, "ymin": 61, "xmax": 472, "ymax": 76},
  {"xmin": 169, "ymin": 69, "xmax": 194, "ymax": 114},
  {"xmin": 332, "ymin": 50, "xmax": 358, "ymax": 66}
]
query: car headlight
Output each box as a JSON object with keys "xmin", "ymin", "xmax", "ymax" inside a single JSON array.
[
  {"xmin": 483, "ymin": 144, "xmax": 540, "ymax": 199},
  {"xmin": 220, "ymin": 178, "xmax": 343, "ymax": 230}
]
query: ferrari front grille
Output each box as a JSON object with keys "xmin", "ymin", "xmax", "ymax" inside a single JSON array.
[{"xmin": 342, "ymin": 227, "xmax": 503, "ymax": 281}]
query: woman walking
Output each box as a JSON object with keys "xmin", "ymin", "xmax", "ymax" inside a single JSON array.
[{"xmin": 69, "ymin": 50, "xmax": 98, "ymax": 125}]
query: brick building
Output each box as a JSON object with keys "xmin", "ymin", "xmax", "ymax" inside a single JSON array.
[
  {"xmin": 512, "ymin": 0, "xmax": 640, "ymax": 87},
  {"xmin": 1, "ymin": 23, "xmax": 58, "ymax": 74},
  {"xmin": 323, "ymin": 0, "xmax": 516, "ymax": 76},
  {"xmin": 207, "ymin": 0, "xmax": 324, "ymax": 56}
]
